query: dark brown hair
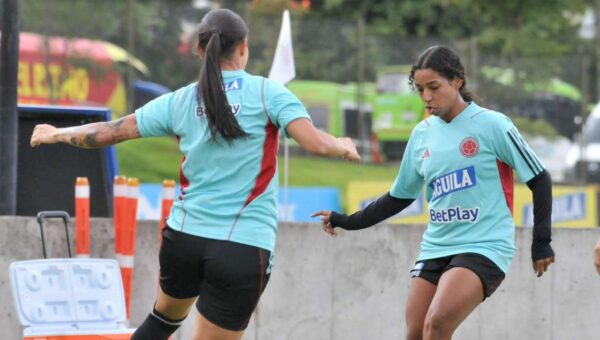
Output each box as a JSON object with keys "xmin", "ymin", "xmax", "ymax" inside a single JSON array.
[
  {"xmin": 197, "ymin": 8, "xmax": 249, "ymax": 142},
  {"xmin": 409, "ymin": 45, "xmax": 473, "ymax": 102}
]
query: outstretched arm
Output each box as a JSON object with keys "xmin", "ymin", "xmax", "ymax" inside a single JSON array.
[
  {"xmin": 30, "ymin": 114, "xmax": 141, "ymax": 149},
  {"xmin": 312, "ymin": 192, "xmax": 415, "ymax": 235},
  {"xmin": 286, "ymin": 118, "xmax": 360, "ymax": 161}
]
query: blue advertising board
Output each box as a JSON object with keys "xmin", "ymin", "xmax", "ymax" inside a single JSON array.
[{"xmin": 137, "ymin": 184, "xmax": 340, "ymax": 223}]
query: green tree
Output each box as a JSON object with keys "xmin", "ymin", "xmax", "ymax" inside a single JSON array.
[
  {"xmin": 20, "ymin": 0, "xmax": 198, "ymax": 89},
  {"xmin": 307, "ymin": 0, "xmax": 588, "ymax": 83},
  {"xmin": 20, "ymin": 0, "xmax": 161, "ymax": 47}
]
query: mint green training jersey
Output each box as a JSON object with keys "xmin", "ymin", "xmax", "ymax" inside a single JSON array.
[
  {"xmin": 135, "ymin": 69, "xmax": 310, "ymax": 252},
  {"xmin": 390, "ymin": 102, "xmax": 545, "ymax": 273}
]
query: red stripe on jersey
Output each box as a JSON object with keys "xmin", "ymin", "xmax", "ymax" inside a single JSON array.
[
  {"xmin": 228, "ymin": 120, "xmax": 279, "ymax": 240},
  {"xmin": 496, "ymin": 159, "xmax": 514, "ymax": 214},
  {"xmin": 244, "ymin": 120, "xmax": 279, "ymax": 207},
  {"xmin": 176, "ymin": 135, "xmax": 190, "ymax": 229},
  {"xmin": 175, "ymin": 136, "xmax": 190, "ymax": 197},
  {"xmin": 228, "ymin": 77, "xmax": 279, "ymax": 241}
]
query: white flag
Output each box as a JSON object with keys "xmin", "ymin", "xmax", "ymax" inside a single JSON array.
[{"xmin": 268, "ymin": 10, "xmax": 296, "ymax": 85}]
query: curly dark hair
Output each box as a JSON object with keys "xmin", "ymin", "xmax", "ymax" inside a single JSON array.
[{"xmin": 408, "ymin": 45, "xmax": 473, "ymax": 102}]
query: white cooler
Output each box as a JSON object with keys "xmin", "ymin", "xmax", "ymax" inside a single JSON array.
[{"xmin": 10, "ymin": 258, "xmax": 135, "ymax": 339}]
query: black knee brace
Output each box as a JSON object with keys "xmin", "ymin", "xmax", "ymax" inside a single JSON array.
[{"xmin": 131, "ymin": 307, "xmax": 186, "ymax": 340}]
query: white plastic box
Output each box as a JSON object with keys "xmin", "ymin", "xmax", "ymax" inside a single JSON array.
[{"xmin": 10, "ymin": 258, "xmax": 135, "ymax": 339}]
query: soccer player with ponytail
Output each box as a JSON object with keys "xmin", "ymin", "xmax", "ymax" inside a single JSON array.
[{"xmin": 31, "ymin": 8, "xmax": 359, "ymax": 340}]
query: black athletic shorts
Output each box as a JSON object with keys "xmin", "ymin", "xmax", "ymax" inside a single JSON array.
[
  {"xmin": 159, "ymin": 226, "xmax": 271, "ymax": 331},
  {"xmin": 409, "ymin": 252, "xmax": 505, "ymax": 299}
]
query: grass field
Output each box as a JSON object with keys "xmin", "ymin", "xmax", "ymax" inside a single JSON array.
[{"xmin": 116, "ymin": 137, "xmax": 401, "ymax": 207}]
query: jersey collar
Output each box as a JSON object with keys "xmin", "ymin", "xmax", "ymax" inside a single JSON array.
[
  {"xmin": 221, "ymin": 69, "xmax": 246, "ymax": 79},
  {"xmin": 437, "ymin": 101, "xmax": 481, "ymax": 125}
]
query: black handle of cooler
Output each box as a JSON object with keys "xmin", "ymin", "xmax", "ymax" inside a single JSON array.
[{"xmin": 36, "ymin": 211, "xmax": 72, "ymax": 259}]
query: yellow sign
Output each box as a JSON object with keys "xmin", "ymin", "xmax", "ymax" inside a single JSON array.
[
  {"xmin": 513, "ymin": 184, "xmax": 598, "ymax": 228},
  {"xmin": 18, "ymin": 61, "xmax": 90, "ymax": 102},
  {"xmin": 347, "ymin": 182, "xmax": 599, "ymax": 228}
]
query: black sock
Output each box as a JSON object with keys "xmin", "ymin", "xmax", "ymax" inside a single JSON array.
[{"xmin": 131, "ymin": 307, "xmax": 186, "ymax": 340}]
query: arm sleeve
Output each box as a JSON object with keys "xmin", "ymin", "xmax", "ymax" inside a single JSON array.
[
  {"xmin": 493, "ymin": 117, "xmax": 545, "ymax": 183},
  {"xmin": 134, "ymin": 91, "xmax": 177, "ymax": 137},
  {"xmin": 264, "ymin": 79, "xmax": 312, "ymax": 137},
  {"xmin": 329, "ymin": 192, "xmax": 415, "ymax": 230},
  {"xmin": 526, "ymin": 170, "xmax": 555, "ymax": 261}
]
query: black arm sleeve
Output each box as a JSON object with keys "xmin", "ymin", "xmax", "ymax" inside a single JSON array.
[
  {"xmin": 526, "ymin": 170, "xmax": 555, "ymax": 261},
  {"xmin": 329, "ymin": 192, "xmax": 415, "ymax": 231}
]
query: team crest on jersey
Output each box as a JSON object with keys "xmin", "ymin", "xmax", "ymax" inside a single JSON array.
[
  {"xmin": 223, "ymin": 78, "xmax": 243, "ymax": 91},
  {"xmin": 429, "ymin": 166, "xmax": 476, "ymax": 201},
  {"xmin": 196, "ymin": 103, "xmax": 241, "ymax": 117},
  {"xmin": 460, "ymin": 137, "xmax": 479, "ymax": 157}
]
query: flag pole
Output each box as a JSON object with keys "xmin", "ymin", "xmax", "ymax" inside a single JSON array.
[
  {"xmin": 283, "ymin": 138, "xmax": 290, "ymax": 220},
  {"xmin": 268, "ymin": 10, "xmax": 295, "ymax": 221}
]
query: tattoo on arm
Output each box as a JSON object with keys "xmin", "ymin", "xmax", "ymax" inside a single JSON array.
[
  {"xmin": 69, "ymin": 137, "xmax": 83, "ymax": 147},
  {"xmin": 84, "ymin": 132, "xmax": 101, "ymax": 148},
  {"xmin": 60, "ymin": 115, "xmax": 139, "ymax": 148},
  {"xmin": 107, "ymin": 118, "xmax": 136, "ymax": 143}
]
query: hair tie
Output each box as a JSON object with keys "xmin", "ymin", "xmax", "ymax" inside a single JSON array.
[{"xmin": 211, "ymin": 28, "xmax": 222, "ymax": 35}]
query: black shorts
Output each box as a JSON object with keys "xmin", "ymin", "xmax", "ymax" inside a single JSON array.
[
  {"xmin": 409, "ymin": 253, "xmax": 505, "ymax": 299},
  {"xmin": 159, "ymin": 226, "xmax": 271, "ymax": 331}
]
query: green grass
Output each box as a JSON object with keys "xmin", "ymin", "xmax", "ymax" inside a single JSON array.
[
  {"xmin": 116, "ymin": 137, "xmax": 401, "ymax": 208},
  {"xmin": 282, "ymin": 154, "xmax": 397, "ymax": 186},
  {"xmin": 115, "ymin": 137, "xmax": 182, "ymax": 182}
]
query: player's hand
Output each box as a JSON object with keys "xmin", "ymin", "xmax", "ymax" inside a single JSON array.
[
  {"xmin": 30, "ymin": 124, "xmax": 59, "ymax": 147},
  {"xmin": 533, "ymin": 256, "xmax": 555, "ymax": 277},
  {"xmin": 593, "ymin": 244, "xmax": 600, "ymax": 275},
  {"xmin": 311, "ymin": 210, "xmax": 337, "ymax": 236},
  {"xmin": 338, "ymin": 137, "xmax": 361, "ymax": 162}
]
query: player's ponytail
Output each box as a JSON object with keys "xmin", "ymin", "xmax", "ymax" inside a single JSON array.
[{"xmin": 197, "ymin": 9, "xmax": 249, "ymax": 143}]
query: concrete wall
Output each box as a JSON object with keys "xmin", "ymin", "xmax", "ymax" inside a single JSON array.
[{"xmin": 1, "ymin": 216, "xmax": 600, "ymax": 339}]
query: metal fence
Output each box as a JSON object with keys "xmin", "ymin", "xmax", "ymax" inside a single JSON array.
[{"xmin": 14, "ymin": 1, "xmax": 598, "ymax": 183}]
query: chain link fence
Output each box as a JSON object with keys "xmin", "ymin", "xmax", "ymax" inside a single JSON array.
[{"xmin": 14, "ymin": 1, "xmax": 597, "ymax": 183}]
